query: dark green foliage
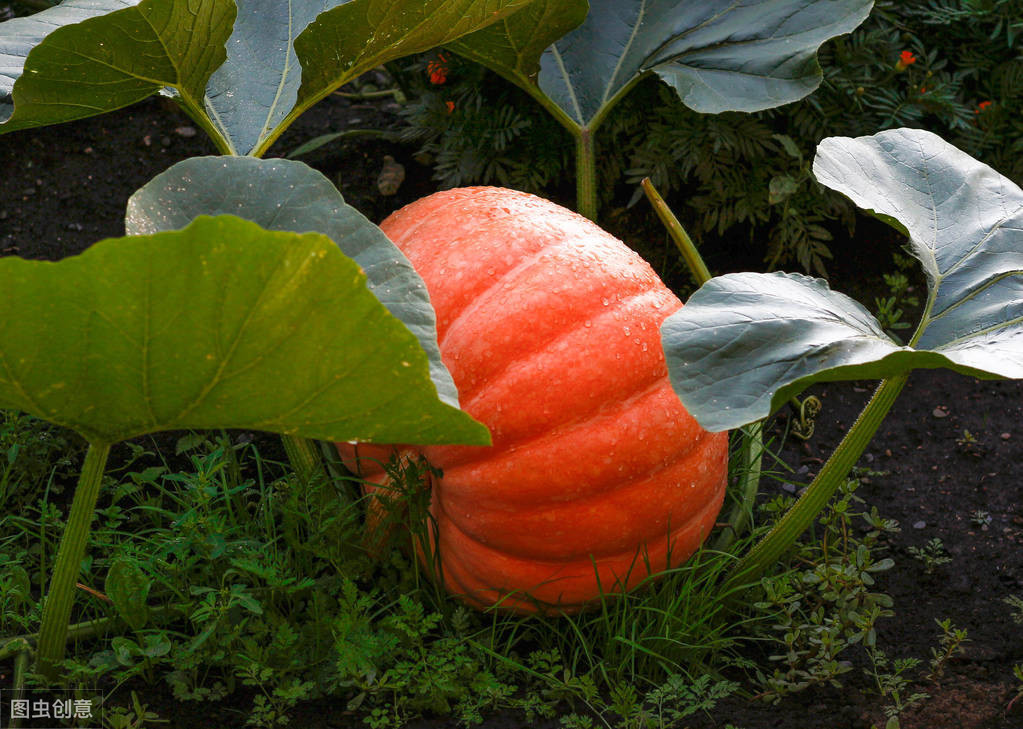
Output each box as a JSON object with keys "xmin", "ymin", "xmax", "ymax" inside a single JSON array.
[
  {"xmin": 395, "ymin": 0, "xmax": 1023, "ymax": 276},
  {"xmin": 395, "ymin": 53, "xmax": 572, "ymax": 195}
]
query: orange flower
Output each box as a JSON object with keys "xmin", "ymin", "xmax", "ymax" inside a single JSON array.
[
  {"xmin": 895, "ymin": 50, "xmax": 917, "ymax": 71},
  {"xmin": 428, "ymin": 53, "xmax": 449, "ymax": 85}
]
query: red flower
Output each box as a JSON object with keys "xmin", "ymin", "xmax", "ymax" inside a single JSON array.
[
  {"xmin": 895, "ymin": 50, "xmax": 917, "ymax": 71},
  {"xmin": 976, "ymin": 100, "xmax": 992, "ymax": 113},
  {"xmin": 445, "ymin": 100, "xmax": 455, "ymax": 113},
  {"xmin": 428, "ymin": 53, "xmax": 449, "ymax": 85}
]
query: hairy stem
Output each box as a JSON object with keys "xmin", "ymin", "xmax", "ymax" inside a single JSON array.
[
  {"xmin": 575, "ymin": 128, "xmax": 598, "ymax": 221},
  {"xmin": 282, "ymin": 435, "xmax": 323, "ymax": 484},
  {"xmin": 719, "ymin": 374, "xmax": 909, "ymax": 599},
  {"xmin": 36, "ymin": 441, "xmax": 111, "ymax": 681},
  {"xmin": 641, "ymin": 178, "xmax": 713, "ymax": 286}
]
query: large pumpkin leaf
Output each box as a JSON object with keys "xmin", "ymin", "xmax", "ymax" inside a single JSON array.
[
  {"xmin": 125, "ymin": 156, "xmax": 460, "ymax": 409},
  {"xmin": 533, "ymin": 0, "xmax": 873, "ymax": 131},
  {"xmin": 0, "ymin": 0, "xmax": 233, "ymax": 133},
  {"xmin": 209, "ymin": 0, "xmax": 538, "ymax": 155},
  {"xmin": 0, "ymin": 0, "xmax": 538, "ymax": 154},
  {"xmin": 284, "ymin": 0, "xmax": 535, "ymax": 154},
  {"xmin": 202, "ymin": 0, "xmax": 350, "ymax": 156},
  {"xmin": 662, "ymin": 128, "xmax": 1023, "ymax": 433},
  {"xmin": 0, "ymin": 216, "xmax": 489, "ymax": 447},
  {"xmin": 447, "ymin": 0, "xmax": 588, "ymax": 93}
]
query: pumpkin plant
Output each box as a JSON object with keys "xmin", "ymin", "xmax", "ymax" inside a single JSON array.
[
  {"xmin": 340, "ymin": 186, "xmax": 729, "ymax": 613},
  {"xmin": 0, "ymin": 211, "xmax": 490, "ymax": 679},
  {"xmin": 447, "ymin": 0, "xmax": 875, "ymax": 219},
  {"xmin": 660, "ymin": 127, "xmax": 1023, "ymax": 598},
  {"xmin": 0, "ymin": 0, "xmax": 545, "ymax": 156},
  {"xmin": 0, "ymin": 0, "xmax": 577, "ymax": 478}
]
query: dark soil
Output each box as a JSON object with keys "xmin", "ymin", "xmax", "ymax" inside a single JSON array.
[{"xmin": 2, "ymin": 93, "xmax": 1021, "ymax": 729}]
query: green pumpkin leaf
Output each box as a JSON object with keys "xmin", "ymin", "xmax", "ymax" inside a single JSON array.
[
  {"xmin": 662, "ymin": 128, "xmax": 1023, "ymax": 432},
  {"xmin": 202, "ymin": 0, "xmax": 349, "ymax": 155},
  {"xmin": 286, "ymin": 0, "xmax": 535, "ymax": 154},
  {"xmin": 0, "ymin": 0, "xmax": 234, "ymax": 134},
  {"xmin": 1, "ymin": 0, "xmax": 536, "ymax": 154},
  {"xmin": 105, "ymin": 559, "xmax": 151, "ymax": 631},
  {"xmin": 0, "ymin": 216, "xmax": 490, "ymax": 447},
  {"xmin": 125, "ymin": 156, "xmax": 460, "ymax": 409},
  {"xmin": 447, "ymin": 0, "xmax": 588, "ymax": 91},
  {"xmin": 532, "ymin": 0, "xmax": 873, "ymax": 132}
]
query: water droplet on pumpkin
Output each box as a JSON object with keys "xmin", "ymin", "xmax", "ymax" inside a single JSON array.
[{"xmin": 601, "ymin": 297, "xmax": 610, "ymax": 306}]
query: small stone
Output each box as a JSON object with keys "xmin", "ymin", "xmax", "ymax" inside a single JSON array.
[
  {"xmin": 913, "ymin": 520, "xmax": 927, "ymax": 529},
  {"xmin": 1001, "ymin": 432, "xmax": 1011, "ymax": 440},
  {"xmin": 932, "ymin": 406, "xmax": 949, "ymax": 418},
  {"xmin": 174, "ymin": 125, "xmax": 197, "ymax": 137}
]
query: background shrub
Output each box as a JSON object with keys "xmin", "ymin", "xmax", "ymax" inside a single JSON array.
[{"xmin": 394, "ymin": 0, "xmax": 1023, "ymax": 277}]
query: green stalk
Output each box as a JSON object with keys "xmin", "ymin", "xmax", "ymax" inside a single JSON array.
[
  {"xmin": 36, "ymin": 441, "xmax": 111, "ymax": 681},
  {"xmin": 711, "ymin": 422, "xmax": 765, "ymax": 553},
  {"xmin": 282, "ymin": 435, "xmax": 323, "ymax": 484},
  {"xmin": 642, "ymin": 178, "xmax": 765, "ymax": 552},
  {"xmin": 718, "ymin": 374, "xmax": 909, "ymax": 599},
  {"xmin": 575, "ymin": 128, "xmax": 598, "ymax": 221},
  {"xmin": 2, "ymin": 605, "xmax": 186, "ymax": 663},
  {"xmin": 641, "ymin": 178, "xmax": 713, "ymax": 286}
]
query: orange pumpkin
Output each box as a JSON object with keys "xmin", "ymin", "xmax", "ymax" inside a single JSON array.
[{"xmin": 339, "ymin": 187, "xmax": 727, "ymax": 613}]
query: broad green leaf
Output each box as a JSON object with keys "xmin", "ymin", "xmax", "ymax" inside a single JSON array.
[
  {"xmin": 0, "ymin": 0, "xmax": 233, "ymax": 133},
  {"xmin": 125, "ymin": 156, "xmax": 461, "ymax": 409},
  {"xmin": 0, "ymin": 0, "xmax": 138, "ymax": 100},
  {"xmin": 534, "ymin": 0, "xmax": 873, "ymax": 132},
  {"xmin": 0, "ymin": 216, "xmax": 490, "ymax": 447},
  {"xmin": 662, "ymin": 128, "xmax": 1023, "ymax": 432},
  {"xmin": 447, "ymin": 0, "xmax": 588, "ymax": 91},
  {"xmin": 203, "ymin": 0, "xmax": 351, "ymax": 156},
  {"xmin": 105, "ymin": 559, "xmax": 151, "ymax": 631},
  {"xmin": 1, "ymin": 0, "xmax": 537, "ymax": 154},
  {"xmin": 285, "ymin": 0, "xmax": 535, "ymax": 154}
]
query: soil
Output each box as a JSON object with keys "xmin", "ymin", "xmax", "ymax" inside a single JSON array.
[{"xmin": 2, "ymin": 92, "xmax": 1022, "ymax": 729}]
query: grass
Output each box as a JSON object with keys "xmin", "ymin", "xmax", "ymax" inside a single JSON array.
[{"xmin": 0, "ymin": 409, "xmax": 953, "ymax": 728}]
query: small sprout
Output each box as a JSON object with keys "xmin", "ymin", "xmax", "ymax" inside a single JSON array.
[
  {"xmin": 956, "ymin": 429, "xmax": 984, "ymax": 458},
  {"xmin": 970, "ymin": 510, "xmax": 992, "ymax": 530},
  {"xmin": 908, "ymin": 538, "xmax": 952, "ymax": 574}
]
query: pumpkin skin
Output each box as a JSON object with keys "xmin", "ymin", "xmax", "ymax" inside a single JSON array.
[{"xmin": 339, "ymin": 187, "xmax": 728, "ymax": 613}]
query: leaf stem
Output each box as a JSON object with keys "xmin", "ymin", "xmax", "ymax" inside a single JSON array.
[
  {"xmin": 711, "ymin": 422, "xmax": 765, "ymax": 553},
  {"xmin": 641, "ymin": 178, "xmax": 713, "ymax": 286},
  {"xmin": 718, "ymin": 374, "xmax": 909, "ymax": 599},
  {"xmin": 36, "ymin": 441, "xmax": 111, "ymax": 681},
  {"xmin": 282, "ymin": 435, "xmax": 324, "ymax": 483},
  {"xmin": 575, "ymin": 128, "xmax": 598, "ymax": 221},
  {"xmin": 2, "ymin": 605, "xmax": 185, "ymax": 663}
]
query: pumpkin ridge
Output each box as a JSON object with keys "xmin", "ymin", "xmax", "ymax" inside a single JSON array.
[
  {"xmin": 427, "ymin": 372, "xmax": 690, "ymax": 478},
  {"xmin": 435, "ymin": 489, "xmax": 725, "ymax": 612},
  {"xmin": 435, "ymin": 433, "xmax": 726, "ymax": 561},
  {"xmin": 427, "ymin": 219, "xmax": 648, "ymax": 347},
  {"xmin": 447, "ymin": 286, "xmax": 678, "ymax": 427},
  {"xmin": 378, "ymin": 187, "xmax": 523, "ymax": 247}
]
